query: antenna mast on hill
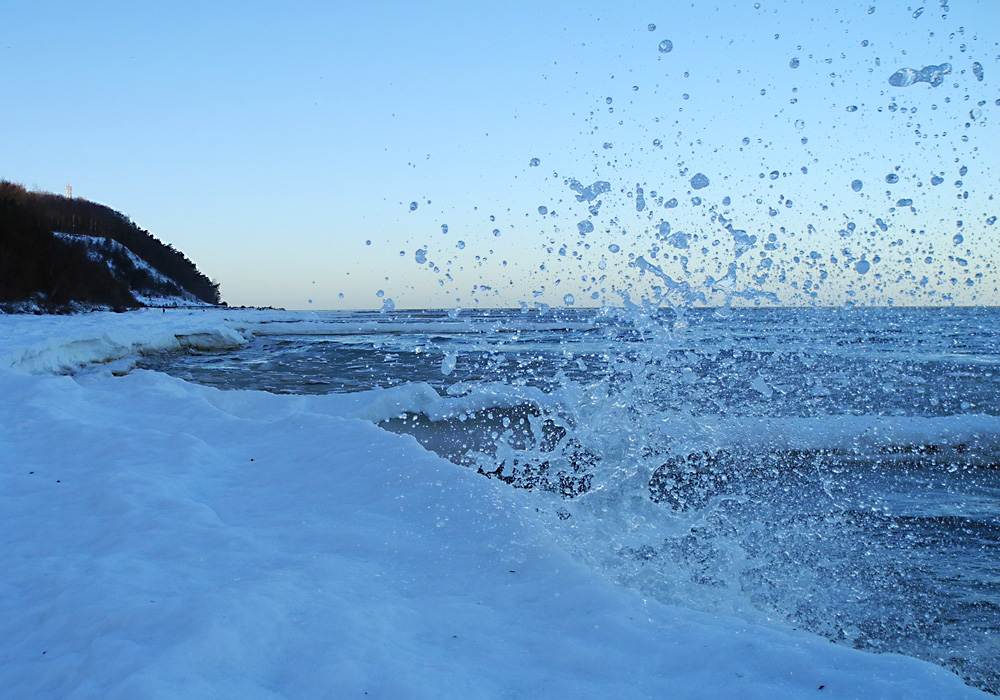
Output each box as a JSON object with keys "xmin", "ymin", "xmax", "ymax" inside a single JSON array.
[{"xmin": 66, "ymin": 184, "xmax": 72, "ymax": 198}]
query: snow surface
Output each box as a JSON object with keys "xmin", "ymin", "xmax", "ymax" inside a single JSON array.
[{"xmin": 0, "ymin": 309, "xmax": 989, "ymax": 698}]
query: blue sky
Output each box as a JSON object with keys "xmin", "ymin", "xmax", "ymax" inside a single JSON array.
[{"xmin": 3, "ymin": 0, "xmax": 998, "ymax": 308}]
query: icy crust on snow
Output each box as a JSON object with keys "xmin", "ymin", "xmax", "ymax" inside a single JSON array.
[
  {"xmin": 0, "ymin": 309, "xmax": 248, "ymax": 374},
  {"xmin": 0, "ymin": 364, "xmax": 989, "ymax": 699}
]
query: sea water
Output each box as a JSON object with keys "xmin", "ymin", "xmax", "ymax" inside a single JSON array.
[{"xmin": 140, "ymin": 306, "xmax": 1000, "ymax": 693}]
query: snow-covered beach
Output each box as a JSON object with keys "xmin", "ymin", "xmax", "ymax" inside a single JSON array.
[{"xmin": 0, "ymin": 309, "xmax": 991, "ymax": 698}]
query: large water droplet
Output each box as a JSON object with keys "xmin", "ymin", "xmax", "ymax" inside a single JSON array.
[
  {"xmin": 690, "ymin": 173, "xmax": 710, "ymax": 190},
  {"xmin": 931, "ymin": 175, "xmax": 944, "ymax": 186},
  {"xmin": 769, "ymin": 171, "xmax": 780, "ymax": 180},
  {"xmin": 794, "ymin": 119, "xmax": 805, "ymax": 130},
  {"xmin": 789, "ymin": 57, "xmax": 800, "ymax": 69},
  {"xmin": 885, "ymin": 173, "xmax": 899, "ymax": 184},
  {"xmin": 538, "ymin": 205, "xmax": 548, "ymax": 215},
  {"xmin": 658, "ymin": 39, "xmax": 673, "ymax": 53},
  {"xmin": 415, "ymin": 248, "xmax": 428, "ymax": 264},
  {"xmin": 529, "ymin": 157, "xmax": 540, "ymax": 167},
  {"xmin": 647, "ymin": 23, "xmax": 656, "ymax": 31},
  {"xmin": 973, "ymin": 62, "xmax": 984, "ymax": 81},
  {"xmin": 563, "ymin": 294, "xmax": 575, "ymax": 306},
  {"xmin": 953, "ymin": 234, "xmax": 964, "ymax": 245},
  {"xmin": 441, "ymin": 224, "xmax": 449, "ymax": 234},
  {"xmin": 855, "ymin": 259, "xmax": 871, "ymax": 274},
  {"xmin": 409, "ymin": 201, "xmax": 418, "ymax": 211},
  {"xmin": 577, "ymin": 220, "xmax": 595, "ymax": 235},
  {"xmin": 457, "ymin": 240, "xmax": 465, "ymax": 250},
  {"xmin": 846, "ymin": 105, "xmax": 858, "ymax": 112},
  {"xmin": 608, "ymin": 244, "xmax": 621, "ymax": 253},
  {"xmin": 913, "ymin": 7, "xmax": 925, "ymax": 18},
  {"xmin": 888, "ymin": 63, "xmax": 951, "ymax": 88},
  {"xmin": 851, "ymin": 179, "xmax": 863, "ymax": 192}
]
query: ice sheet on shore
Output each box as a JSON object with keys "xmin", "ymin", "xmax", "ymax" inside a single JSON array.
[{"xmin": 0, "ymin": 310, "xmax": 989, "ymax": 698}]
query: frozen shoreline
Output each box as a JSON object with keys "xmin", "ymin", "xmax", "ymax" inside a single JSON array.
[{"xmin": 0, "ymin": 309, "xmax": 989, "ymax": 698}]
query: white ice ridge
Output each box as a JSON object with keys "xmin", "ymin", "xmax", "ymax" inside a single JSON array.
[
  {"xmin": 0, "ymin": 308, "xmax": 248, "ymax": 374},
  {"xmin": 658, "ymin": 412, "xmax": 1000, "ymax": 460}
]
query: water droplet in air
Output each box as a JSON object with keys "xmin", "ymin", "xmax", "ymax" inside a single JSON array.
[
  {"xmin": 846, "ymin": 105, "xmax": 858, "ymax": 112},
  {"xmin": 493, "ymin": 229, "xmax": 501, "ymax": 237},
  {"xmin": 972, "ymin": 62, "xmax": 984, "ymax": 81},
  {"xmin": 376, "ymin": 290, "xmax": 384, "ymax": 298},
  {"xmin": 338, "ymin": 293, "xmax": 344, "ymax": 299},
  {"xmin": 794, "ymin": 119, "xmax": 805, "ymax": 130},
  {"xmin": 409, "ymin": 201, "xmax": 418, "ymax": 211},
  {"xmin": 648, "ymin": 23, "xmax": 656, "ymax": 31},
  {"xmin": 577, "ymin": 220, "xmax": 595, "ymax": 235},
  {"xmin": 855, "ymin": 260, "xmax": 871, "ymax": 274},
  {"xmin": 769, "ymin": 171, "xmax": 780, "ymax": 180},
  {"xmin": 931, "ymin": 175, "xmax": 944, "ymax": 186},
  {"xmin": 851, "ymin": 179, "xmax": 863, "ymax": 192},
  {"xmin": 658, "ymin": 39, "xmax": 673, "ymax": 53},
  {"xmin": 608, "ymin": 244, "xmax": 621, "ymax": 253},
  {"xmin": 953, "ymin": 234, "xmax": 964, "ymax": 245},
  {"xmin": 912, "ymin": 7, "xmax": 924, "ymax": 18},
  {"xmin": 690, "ymin": 173, "xmax": 710, "ymax": 190},
  {"xmin": 888, "ymin": 63, "xmax": 951, "ymax": 88},
  {"xmin": 868, "ymin": 6, "xmax": 875, "ymax": 14},
  {"xmin": 885, "ymin": 174, "xmax": 899, "ymax": 184},
  {"xmin": 538, "ymin": 206, "xmax": 548, "ymax": 215},
  {"xmin": 897, "ymin": 198, "xmax": 913, "ymax": 207},
  {"xmin": 789, "ymin": 57, "xmax": 800, "ymax": 69},
  {"xmin": 366, "ymin": 239, "xmax": 372, "ymax": 246},
  {"xmin": 529, "ymin": 157, "xmax": 540, "ymax": 167},
  {"xmin": 415, "ymin": 249, "xmax": 428, "ymax": 264},
  {"xmin": 441, "ymin": 224, "xmax": 449, "ymax": 234},
  {"xmin": 987, "ymin": 216, "xmax": 997, "ymax": 226},
  {"xmin": 457, "ymin": 240, "xmax": 466, "ymax": 249},
  {"xmin": 563, "ymin": 294, "xmax": 575, "ymax": 306}
]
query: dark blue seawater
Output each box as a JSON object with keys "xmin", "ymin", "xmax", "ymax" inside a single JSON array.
[{"xmin": 139, "ymin": 306, "xmax": 1000, "ymax": 693}]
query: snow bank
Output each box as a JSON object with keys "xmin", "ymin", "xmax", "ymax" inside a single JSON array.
[
  {"xmin": 0, "ymin": 309, "xmax": 248, "ymax": 374},
  {"xmin": 0, "ymin": 311, "xmax": 989, "ymax": 698}
]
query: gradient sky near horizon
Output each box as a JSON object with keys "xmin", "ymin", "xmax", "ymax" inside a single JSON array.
[{"xmin": 3, "ymin": 0, "xmax": 998, "ymax": 309}]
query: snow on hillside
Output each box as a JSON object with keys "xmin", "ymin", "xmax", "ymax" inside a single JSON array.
[
  {"xmin": 53, "ymin": 232, "xmax": 211, "ymax": 307},
  {"xmin": 0, "ymin": 309, "xmax": 989, "ymax": 699}
]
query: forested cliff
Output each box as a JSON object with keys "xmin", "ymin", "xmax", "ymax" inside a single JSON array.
[{"xmin": 0, "ymin": 181, "xmax": 221, "ymax": 311}]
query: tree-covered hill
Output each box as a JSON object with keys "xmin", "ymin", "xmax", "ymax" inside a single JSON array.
[{"xmin": 0, "ymin": 181, "xmax": 221, "ymax": 311}]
